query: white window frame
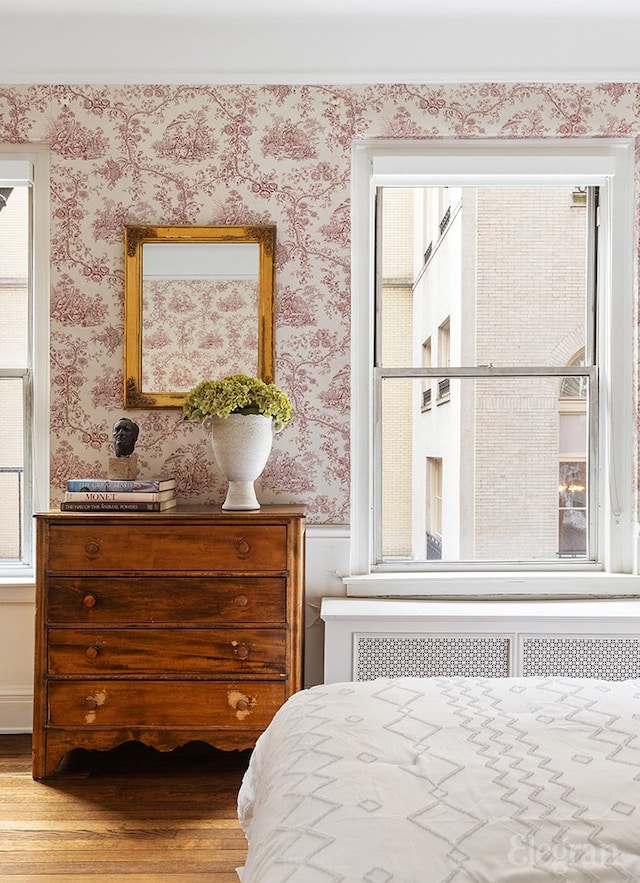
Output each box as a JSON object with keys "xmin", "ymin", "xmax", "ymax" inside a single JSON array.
[
  {"xmin": 348, "ymin": 138, "xmax": 637, "ymax": 598},
  {"xmin": 0, "ymin": 147, "xmax": 50, "ymax": 587}
]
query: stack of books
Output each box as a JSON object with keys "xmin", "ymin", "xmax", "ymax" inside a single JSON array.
[{"xmin": 60, "ymin": 477, "xmax": 177, "ymax": 512}]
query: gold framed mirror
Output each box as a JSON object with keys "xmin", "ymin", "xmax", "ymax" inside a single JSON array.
[{"xmin": 124, "ymin": 224, "xmax": 276, "ymax": 409}]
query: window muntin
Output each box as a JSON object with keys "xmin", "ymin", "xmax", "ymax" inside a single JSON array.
[{"xmin": 352, "ymin": 140, "xmax": 634, "ymax": 585}]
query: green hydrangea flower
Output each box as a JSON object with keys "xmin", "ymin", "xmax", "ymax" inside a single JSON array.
[{"xmin": 183, "ymin": 373, "xmax": 294, "ymax": 429}]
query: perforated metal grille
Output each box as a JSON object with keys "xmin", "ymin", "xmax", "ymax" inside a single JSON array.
[
  {"xmin": 521, "ymin": 637, "xmax": 640, "ymax": 680},
  {"xmin": 354, "ymin": 634, "xmax": 511, "ymax": 680}
]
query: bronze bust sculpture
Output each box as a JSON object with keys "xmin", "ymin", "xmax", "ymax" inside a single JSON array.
[{"xmin": 112, "ymin": 417, "xmax": 139, "ymax": 458}]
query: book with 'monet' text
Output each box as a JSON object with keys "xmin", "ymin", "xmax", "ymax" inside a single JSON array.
[{"xmin": 65, "ymin": 489, "xmax": 176, "ymax": 503}]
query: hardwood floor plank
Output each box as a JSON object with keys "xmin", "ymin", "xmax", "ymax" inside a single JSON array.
[
  {"xmin": 0, "ymin": 735, "xmax": 250, "ymax": 881},
  {"xmin": 1, "ymin": 844, "xmax": 246, "ymax": 856},
  {"xmin": 0, "ymin": 820, "xmax": 242, "ymax": 833}
]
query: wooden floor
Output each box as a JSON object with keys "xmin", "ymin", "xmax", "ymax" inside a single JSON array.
[{"xmin": 0, "ymin": 734, "xmax": 251, "ymax": 882}]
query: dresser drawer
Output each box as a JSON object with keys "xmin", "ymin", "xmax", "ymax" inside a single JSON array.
[
  {"xmin": 47, "ymin": 577, "xmax": 286, "ymax": 624},
  {"xmin": 47, "ymin": 680, "xmax": 286, "ymax": 728},
  {"xmin": 46, "ymin": 523, "xmax": 287, "ymax": 572},
  {"xmin": 48, "ymin": 628, "xmax": 287, "ymax": 675}
]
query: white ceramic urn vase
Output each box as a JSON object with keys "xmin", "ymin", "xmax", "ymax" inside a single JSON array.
[{"xmin": 206, "ymin": 413, "xmax": 274, "ymax": 510}]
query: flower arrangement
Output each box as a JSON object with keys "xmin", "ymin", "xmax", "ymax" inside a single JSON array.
[{"xmin": 183, "ymin": 373, "xmax": 294, "ymax": 430}]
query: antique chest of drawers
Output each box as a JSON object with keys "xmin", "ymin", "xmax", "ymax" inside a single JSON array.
[{"xmin": 32, "ymin": 505, "xmax": 305, "ymax": 778}]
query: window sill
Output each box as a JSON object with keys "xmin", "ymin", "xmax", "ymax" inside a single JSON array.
[{"xmin": 342, "ymin": 571, "xmax": 640, "ymax": 599}]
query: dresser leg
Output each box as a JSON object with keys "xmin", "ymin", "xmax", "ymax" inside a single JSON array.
[{"xmin": 32, "ymin": 736, "xmax": 65, "ymax": 780}]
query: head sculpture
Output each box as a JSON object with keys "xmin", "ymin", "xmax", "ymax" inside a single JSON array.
[{"xmin": 112, "ymin": 417, "xmax": 139, "ymax": 458}]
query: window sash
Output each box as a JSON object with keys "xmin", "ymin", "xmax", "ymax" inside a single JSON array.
[
  {"xmin": 373, "ymin": 367, "xmax": 598, "ymax": 569},
  {"xmin": 0, "ymin": 172, "xmax": 33, "ymax": 569},
  {"xmin": 0, "ymin": 149, "xmax": 49, "ymax": 577}
]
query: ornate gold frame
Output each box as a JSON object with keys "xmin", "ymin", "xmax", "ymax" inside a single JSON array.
[{"xmin": 123, "ymin": 224, "xmax": 276, "ymax": 409}]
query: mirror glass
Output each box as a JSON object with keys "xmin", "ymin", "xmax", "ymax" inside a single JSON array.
[{"xmin": 124, "ymin": 225, "xmax": 275, "ymax": 409}]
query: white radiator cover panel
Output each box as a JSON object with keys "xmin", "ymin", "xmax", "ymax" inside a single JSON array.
[
  {"xmin": 520, "ymin": 636, "xmax": 640, "ymax": 679},
  {"xmin": 354, "ymin": 634, "xmax": 511, "ymax": 680}
]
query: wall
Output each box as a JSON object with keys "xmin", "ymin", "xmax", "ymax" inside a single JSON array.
[{"xmin": 1, "ymin": 82, "xmax": 639, "ymax": 730}]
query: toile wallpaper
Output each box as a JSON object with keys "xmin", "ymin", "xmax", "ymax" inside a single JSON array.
[{"xmin": 1, "ymin": 83, "xmax": 638, "ymax": 523}]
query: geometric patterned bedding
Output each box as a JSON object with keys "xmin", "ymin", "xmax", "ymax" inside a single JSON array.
[{"xmin": 237, "ymin": 677, "xmax": 640, "ymax": 882}]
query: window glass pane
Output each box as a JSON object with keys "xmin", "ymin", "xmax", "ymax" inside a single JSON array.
[
  {"xmin": 0, "ymin": 377, "xmax": 24, "ymax": 561},
  {"xmin": 558, "ymin": 461, "xmax": 587, "ymax": 557},
  {"xmin": 0, "ymin": 185, "xmax": 29, "ymax": 368},
  {"xmin": 379, "ymin": 375, "xmax": 590, "ymax": 564},
  {"xmin": 379, "ymin": 185, "xmax": 589, "ymax": 369}
]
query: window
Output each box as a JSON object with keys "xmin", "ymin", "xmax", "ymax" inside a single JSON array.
[
  {"xmin": 0, "ymin": 151, "xmax": 49, "ymax": 579},
  {"xmin": 349, "ymin": 140, "xmax": 635, "ymax": 595},
  {"xmin": 421, "ymin": 338, "xmax": 431, "ymax": 410},
  {"xmin": 426, "ymin": 457, "xmax": 442, "ymax": 559},
  {"xmin": 436, "ymin": 318, "xmax": 450, "ymax": 404}
]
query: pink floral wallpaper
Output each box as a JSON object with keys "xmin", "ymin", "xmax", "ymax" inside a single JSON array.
[{"xmin": 0, "ymin": 83, "xmax": 638, "ymax": 522}]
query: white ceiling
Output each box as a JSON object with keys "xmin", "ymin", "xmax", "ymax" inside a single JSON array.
[{"xmin": 2, "ymin": 0, "xmax": 640, "ymax": 84}]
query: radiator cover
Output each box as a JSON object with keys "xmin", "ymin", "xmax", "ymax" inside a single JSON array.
[{"xmin": 321, "ymin": 598, "xmax": 640, "ymax": 684}]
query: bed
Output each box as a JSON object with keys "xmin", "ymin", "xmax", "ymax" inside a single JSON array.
[{"xmin": 237, "ymin": 676, "xmax": 640, "ymax": 882}]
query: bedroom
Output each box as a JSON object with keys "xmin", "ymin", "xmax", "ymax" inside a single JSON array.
[{"xmin": 1, "ymin": 0, "xmax": 640, "ymax": 878}]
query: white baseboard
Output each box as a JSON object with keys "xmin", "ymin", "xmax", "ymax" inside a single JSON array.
[{"xmin": 0, "ymin": 688, "xmax": 33, "ymax": 733}]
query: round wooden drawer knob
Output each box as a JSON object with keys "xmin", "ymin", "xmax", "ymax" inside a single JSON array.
[
  {"xmin": 85, "ymin": 645, "xmax": 100, "ymax": 660},
  {"xmin": 235, "ymin": 537, "xmax": 251, "ymax": 558},
  {"xmin": 236, "ymin": 645, "xmax": 249, "ymax": 659},
  {"xmin": 85, "ymin": 541, "xmax": 100, "ymax": 555},
  {"xmin": 82, "ymin": 696, "xmax": 98, "ymax": 710},
  {"xmin": 82, "ymin": 594, "xmax": 97, "ymax": 608},
  {"xmin": 234, "ymin": 594, "xmax": 248, "ymax": 607},
  {"xmin": 236, "ymin": 698, "xmax": 249, "ymax": 712}
]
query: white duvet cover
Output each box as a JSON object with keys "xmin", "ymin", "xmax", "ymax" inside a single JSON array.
[{"xmin": 238, "ymin": 677, "xmax": 640, "ymax": 882}]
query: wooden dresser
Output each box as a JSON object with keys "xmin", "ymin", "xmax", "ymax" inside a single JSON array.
[{"xmin": 32, "ymin": 505, "xmax": 305, "ymax": 779}]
